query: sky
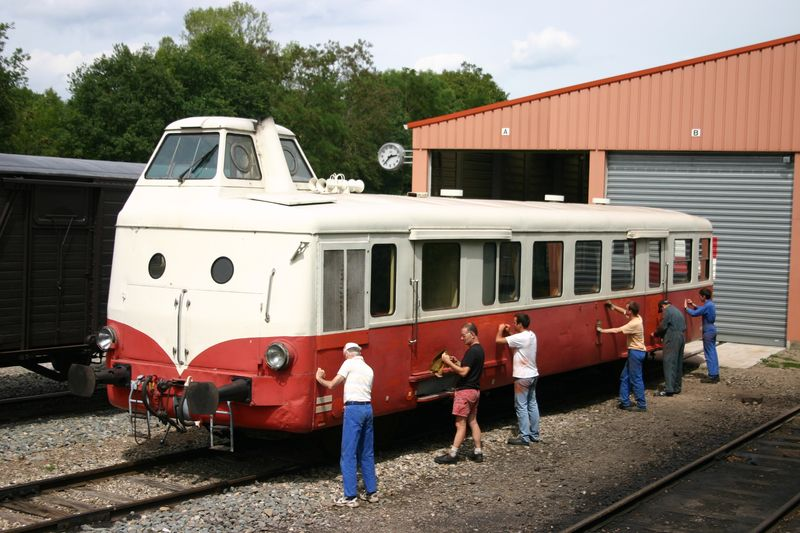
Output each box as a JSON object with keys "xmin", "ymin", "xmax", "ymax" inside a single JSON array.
[{"xmin": 3, "ymin": 0, "xmax": 800, "ymax": 102}]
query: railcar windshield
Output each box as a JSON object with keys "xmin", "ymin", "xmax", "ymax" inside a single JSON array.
[
  {"xmin": 145, "ymin": 133, "xmax": 219, "ymax": 180},
  {"xmin": 280, "ymin": 138, "xmax": 314, "ymax": 182}
]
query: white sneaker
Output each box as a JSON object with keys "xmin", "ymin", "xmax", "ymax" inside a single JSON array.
[
  {"xmin": 334, "ymin": 496, "xmax": 360, "ymax": 508},
  {"xmin": 360, "ymin": 491, "xmax": 379, "ymax": 503}
]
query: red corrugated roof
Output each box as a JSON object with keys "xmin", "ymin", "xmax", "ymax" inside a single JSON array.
[{"xmin": 407, "ymin": 33, "xmax": 800, "ymax": 130}]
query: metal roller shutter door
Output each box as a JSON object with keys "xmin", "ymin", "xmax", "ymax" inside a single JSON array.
[{"xmin": 607, "ymin": 153, "xmax": 794, "ymax": 346}]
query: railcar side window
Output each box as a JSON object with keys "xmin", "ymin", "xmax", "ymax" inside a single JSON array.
[
  {"xmin": 673, "ymin": 239, "xmax": 692, "ymax": 284},
  {"xmin": 422, "ymin": 243, "xmax": 460, "ymax": 310},
  {"xmin": 533, "ymin": 241, "xmax": 563, "ymax": 299},
  {"xmin": 499, "ymin": 242, "xmax": 521, "ymax": 303},
  {"xmin": 699, "ymin": 238, "xmax": 711, "ymax": 281},
  {"xmin": 649, "ymin": 241, "xmax": 662, "ymax": 288},
  {"xmin": 482, "ymin": 243, "xmax": 497, "ymax": 305},
  {"xmin": 224, "ymin": 134, "xmax": 262, "ymax": 180},
  {"xmin": 145, "ymin": 133, "xmax": 219, "ymax": 180},
  {"xmin": 574, "ymin": 240, "xmax": 602, "ymax": 295},
  {"xmin": 323, "ymin": 249, "xmax": 366, "ymax": 331},
  {"xmin": 370, "ymin": 244, "xmax": 396, "ymax": 317},
  {"xmin": 611, "ymin": 239, "xmax": 636, "ymax": 291}
]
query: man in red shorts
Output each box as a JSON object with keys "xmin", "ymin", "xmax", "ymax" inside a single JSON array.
[{"xmin": 434, "ymin": 322, "xmax": 485, "ymax": 464}]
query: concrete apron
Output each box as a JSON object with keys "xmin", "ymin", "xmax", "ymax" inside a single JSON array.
[{"xmin": 684, "ymin": 340, "xmax": 783, "ymax": 369}]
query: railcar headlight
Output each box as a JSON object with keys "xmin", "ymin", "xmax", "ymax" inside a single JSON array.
[
  {"xmin": 265, "ymin": 342, "xmax": 292, "ymax": 370},
  {"xmin": 96, "ymin": 326, "xmax": 117, "ymax": 352}
]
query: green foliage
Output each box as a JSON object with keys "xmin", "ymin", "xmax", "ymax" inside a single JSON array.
[
  {"xmin": 0, "ymin": 22, "xmax": 30, "ymax": 152},
  {"xmin": 5, "ymin": 3, "xmax": 509, "ymax": 192},
  {"xmin": 7, "ymin": 88, "xmax": 73, "ymax": 156}
]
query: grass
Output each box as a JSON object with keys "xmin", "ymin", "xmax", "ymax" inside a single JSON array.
[{"xmin": 761, "ymin": 352, "xmax": 800, "ymax": 369}]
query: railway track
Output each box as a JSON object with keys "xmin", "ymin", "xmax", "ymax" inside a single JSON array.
[
  {"xmin": 0, "ymin": 444, "xmax": 315, "ymax": 532},
  {"xmin": 563, "ymin": 405, "xmax": 800, "ymax": 532},
  {"xmin": 0, "ymin": 389, "xmax": 109, "ymax": 424}
]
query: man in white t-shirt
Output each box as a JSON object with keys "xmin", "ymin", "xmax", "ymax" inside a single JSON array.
[
  {"xmin": 316, "ymin": 342, "xmax": 378, "ymax": 507},
  {"xmin": 496, "ymin": 313, "xmax": 540, "ymax": 445}
]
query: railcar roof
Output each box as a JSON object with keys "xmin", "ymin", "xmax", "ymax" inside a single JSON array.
[
  {"xmin": 119, "ymin": 189, "xmax": 712, "ymax": 234},
  {"xmin": 0, "ymin": 153, "xmax": 144, "ymax": 181},
  {"xmin": 165, "ymin": 116, "xmax": 295, "ymax": 136}
]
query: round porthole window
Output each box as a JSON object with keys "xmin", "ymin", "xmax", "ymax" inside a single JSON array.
[
  {"xmin": 211, "ymin": 257, "xmax": 234, "ymax": 284},
  {"xmin": 230, "ymin": 144, "xmax": 252, "ymax": 173},
  {"xmin": 148, "ymin": 253, "xmax": 166, "ymax": 279}
]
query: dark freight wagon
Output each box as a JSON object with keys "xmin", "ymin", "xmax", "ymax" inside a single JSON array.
[{"xmin": 0, "ymin": 154, "xmax": 142, "ymax": 379}]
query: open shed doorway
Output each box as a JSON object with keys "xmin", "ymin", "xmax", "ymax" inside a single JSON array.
[{"xmin": 430, "ymin": 151, "xmax": 589, "ymax": 202}]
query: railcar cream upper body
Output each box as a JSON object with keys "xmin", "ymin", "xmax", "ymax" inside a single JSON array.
[{"xmin": 110, "ymin": 116, "xmax": 711, "ymax": 375}]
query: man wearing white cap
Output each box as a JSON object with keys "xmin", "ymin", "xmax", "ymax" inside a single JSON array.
[{"xmin": 316, "ymin": 342, "xmax": 378, "ymax": 507}]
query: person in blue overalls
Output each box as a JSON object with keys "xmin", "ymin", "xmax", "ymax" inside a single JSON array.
[{"xmin": 685, "ymin": 288, "xmax": 719, "ymax": 383}]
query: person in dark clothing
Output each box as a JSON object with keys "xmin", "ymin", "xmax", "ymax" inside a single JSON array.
[
  {"xmin": 686, "ymin": 288, "xmax": 719, "ymax": 383},
  {"xmin": 435, "ymin": 322, "xmax": 485, "ymax": 464},
  {"xmin": 654, "ymin": 299, "xmax": 686, "ymax": 396}
]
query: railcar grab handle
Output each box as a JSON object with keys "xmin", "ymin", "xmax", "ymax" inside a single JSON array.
[{"xmin": 265, "ymin": 268, "xmax": 276, "ymax": 323}]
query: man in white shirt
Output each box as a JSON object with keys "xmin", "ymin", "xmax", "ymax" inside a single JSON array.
[
  {"xmin": 316, "ymin": 342, "xmax": 378, "ymax": 507},
  {"xmin": 496, "ymin": 313, "xmax": 540, "ymax": 445}
]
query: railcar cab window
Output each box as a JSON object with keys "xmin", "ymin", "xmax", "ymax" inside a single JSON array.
[
  {"xmin": 699, "ymin": 238, "xmax": 711, "ymax": 281},
  {"xmin": 281, "ymin": 139, "xmax": 314, "ymax": 182},
  {"xmin": 533, "ymin": 241, "xmax": 563, "ymax": 299},
  {"xmin": 499, "ymin": 242, "xmax": 521, "ymax": 303},
  {"xmin": 611, "ymin": 239, "xmax": 636, "ymax": 291},
  {"xmin": 574, "ymin": 240, "xmax": 602, "ymax": 295},
  {"xmin": 673, "ymin": 239, "xmax": 692, "ymax": 284},
  {"xmin": 145, "ymin": 133, "xmax": 219, "ymax": 180},
  {"xmin": 370, "ymin": 244, "xmax": 396, "ymax": 317},
  {"xmin": 649, "ymin": 240, "xmax": 662, "ymax": 288},
  {"xmin": 224, "ymin": 134, "xmax": 261, "ymax": 180},
  {"xmin": 323, "ymin": 249, "xmax": 365, "ymax": 332},
  {"xmin": 422, "ymin": 243, "xmax": 460, "ymax": 310}
]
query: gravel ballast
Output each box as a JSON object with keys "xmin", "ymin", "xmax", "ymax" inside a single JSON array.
[{"xmin": 1, "ymin": 349, "xmax": 798, "ymax": 532}]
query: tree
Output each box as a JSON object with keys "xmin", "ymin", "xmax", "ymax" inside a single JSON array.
[
  {"xmin": 0, "ymin": 22, "xmax": 30, "ymax": 152},
  {"xmin": 183, "ymin": 1, "xmax": 273, "ymax": 51},
  {"xmin": 68, "ymin": 43, "xmax": 185, "ymax": 161},
  {"xmin": 7, "ymin": 88, "xmax": 73, "ymax": 156}
]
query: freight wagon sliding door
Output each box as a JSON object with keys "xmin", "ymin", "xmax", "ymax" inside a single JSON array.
[{"xmin": 607, "ymin": 153, "xmax": 794, "ymax": 346}]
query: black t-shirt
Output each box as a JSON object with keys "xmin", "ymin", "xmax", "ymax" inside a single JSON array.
[{"xmin": 456, "ymin": 344, "xmax": 484, "ymax": 390}]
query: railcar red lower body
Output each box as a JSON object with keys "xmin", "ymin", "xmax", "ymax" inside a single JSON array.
[{"xmin": 104, "ymin": 288, "xmax": 702, "ymax": 433}]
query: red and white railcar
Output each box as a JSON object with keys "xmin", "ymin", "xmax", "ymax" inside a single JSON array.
[{"xmin": 69, "ymin": 117, "xmax": 714, "ymax": 443}]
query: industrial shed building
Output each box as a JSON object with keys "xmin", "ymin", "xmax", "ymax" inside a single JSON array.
[{"xmin": 407, "ymin": 34, "xmax": 800, "ymax": 348}]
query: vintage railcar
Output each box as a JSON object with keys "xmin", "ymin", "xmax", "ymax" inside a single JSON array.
[
  {"xmin": 68, "ymin": 117, "xmax": 713, "ymax": 446},
  {"xmin": 0, "ymin": 154, "xmax": 142, "ymax": 379}
]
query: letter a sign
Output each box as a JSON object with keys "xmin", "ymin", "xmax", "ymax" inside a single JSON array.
[{"xmin": 501, "ymin": 127, "xmax": 510, "ymax": 136}]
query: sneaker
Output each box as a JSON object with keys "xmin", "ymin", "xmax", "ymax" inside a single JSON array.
[
  {"xmin": 655, "ymin": 391, "xmax": 673, "ymax": 397},
  {"xmin": 468, "ymin": 451, "xmax": 484, "ymax": 463},
  {"xmin": 360, "ymin": 492, "xmax": 379, "ymax": 503},
  {"xmin": 617, "ymin": 403, "xmax": 633, "ymax": 410},
  {"xmin": 334, "ymin": 496, "xmax": 360, "ymax": 508},
  {"xmin": 633, "ymin": 406, "xmax": 648, "ymax": 412},
  {"xmin": 507, "ymin": 436, "xmax": 530, "ymax": 446},
  {"xmin": 434, "ymin": 453, "xmax": 458, "ymax": 464},
  {"xmin": 701, "ymin": 376, "xmax": 720, "ymax": 384}
]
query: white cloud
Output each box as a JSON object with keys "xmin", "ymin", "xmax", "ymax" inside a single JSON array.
[
  {"xmin": 414, "ymin": 53, "xmax": 468, "ymax": 72},
  {"xmin": 26, "ymin": 49, "xmax": 105, "ymax": 96},
  {"xmin": 510, "ymin": 27, "xmax": 579, "ymax": 69}
]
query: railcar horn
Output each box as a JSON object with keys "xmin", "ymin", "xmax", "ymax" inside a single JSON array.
[
  {"xmin": 68, "ymin": 363, "xmax": 131, "ymax": 398},
  {"xmin": 183, "ymin": 377, "xmax": 252, "ymax": 416}
]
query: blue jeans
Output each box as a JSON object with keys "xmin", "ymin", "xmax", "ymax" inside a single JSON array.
[
  {"xmin": 514, "ymin": 377, "xmax": 540, "ymax": 442},
  {"xmin": 703, "ymin": 331, "xmax": 719, "ymax": 377},
  {"xmin": 341, "ymin": 404, "xmax": 377, "ymax": 498},
  {"xmin": 619, "ymin": 349, "xmax": 647, "ymax": 409}
]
